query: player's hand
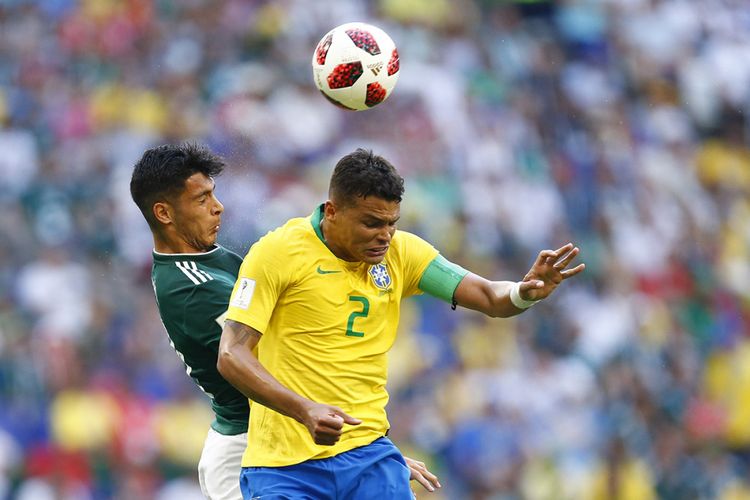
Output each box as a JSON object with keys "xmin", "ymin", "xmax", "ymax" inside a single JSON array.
[
  {"xmin": 520, "ymin": 243, "xmax": 585, "ymax": 301},
  {"xmin": 404, "ymin": 456, "xmax": 441, "ymax": 493},
  {"xmin": 303, "ymin": 403, "xmax": 361, "ymax": 446}
]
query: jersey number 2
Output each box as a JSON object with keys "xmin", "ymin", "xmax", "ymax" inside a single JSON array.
[{"xmin": 346, "ymin": 296, "xmax": 370, "ymax": 337}]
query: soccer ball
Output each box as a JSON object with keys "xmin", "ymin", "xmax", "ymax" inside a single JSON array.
[{"xmin": 312, "ymin": 22, "xmax": 400, "ymax": 111}]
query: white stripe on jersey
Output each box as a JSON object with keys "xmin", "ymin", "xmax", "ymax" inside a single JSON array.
[
  {"xmin": 190, "ymin": 261, "xmax": 214, "ymax": 282},
  {"xmin": 175, "ymin": 261, "xmax": 201, "ymax": 285},
  {"xmin": 183, "ymin": 261, "xmax": 207, "ymax": 283},
  {"xmin": 175, "ymin": 261, "xmax": 214, "ymax": 285}
]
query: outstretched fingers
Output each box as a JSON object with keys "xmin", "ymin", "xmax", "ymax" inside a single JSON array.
[
  {"xmin": 537, "ymin": 243, "xmax": 574, "ymax": 266},
  {"xmin": 560, "ymin": 262, "xmax": 585, "ymax": 279},
  {"xmin": 553, "ymin": 246, "xmax": 580, "ymax": 270},
  {"xmin": 535, "ymin": 249, "xmax": 556, "ymax": 267}
]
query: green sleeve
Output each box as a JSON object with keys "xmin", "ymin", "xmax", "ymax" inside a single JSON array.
[{"xmin": 417, "ymin": 255, "xmax": 469, "ymax": 304}]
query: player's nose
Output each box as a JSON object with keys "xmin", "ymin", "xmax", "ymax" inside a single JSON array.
[
  {"xmin": 213, "ymin": 197, "xmax": 224, "ymax": 215},
  {"xmin": 377, "ymin": 227, "xmax": 392, "ymax": 244}
]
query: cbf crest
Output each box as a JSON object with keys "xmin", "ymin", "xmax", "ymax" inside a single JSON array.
[{"xmin": 368, "ymin": 263, "xmax": 392, "ymax": 290}]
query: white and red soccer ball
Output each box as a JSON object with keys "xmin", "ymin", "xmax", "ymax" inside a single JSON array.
[{"xmin": 312, "ymin": 22, "xmax": 400, "ymax": 111}]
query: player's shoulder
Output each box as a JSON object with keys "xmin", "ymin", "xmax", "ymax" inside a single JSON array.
[
  {"xmin": 153, "ymin": 261, "xmax": 223, "ymax": 300},
  {"xmin": 391, "ymin": 229, "xmax": 434, "ymax": 251},
  {"xmin": 153, "ymin": 268, "xmax": 230, "ymax": 324},
  {"xmin": 386, "ymin": 230, "xmax": 439, "ymax": 270},
  {"xmin": 248, "ymin": 215, "xmax": 317, "ymax": 256},
  {"xmin": 153, "ymin": 247, "xmax": 237, "ymax": 291},
  {"xmin": 392, "ymin": 229, "xmax": 419, "ymax": 244},
  {"xmin": 268, "ymin": 215, "xmax": 314, "ymax": 239}
]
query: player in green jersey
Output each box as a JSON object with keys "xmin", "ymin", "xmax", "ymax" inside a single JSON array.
[
  {"xmin": 130, "ymin": 143, "xmax": 246, "ymax": 499},
  {"xmin": 218, "ymin": 148, "xmax": 585, "ymax": 498},
  {"xmin": 130, "ymin": 143, "xmax": 440, "ymax": 499}
]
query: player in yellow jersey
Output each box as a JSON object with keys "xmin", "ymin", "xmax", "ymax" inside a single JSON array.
[
  {"xmin": 131, "ymin": 143, "xmax": 439, "ymax": 499},
  {"xmin": 218, "ymin": 148, "xmax": 585, "ymax": 498}
]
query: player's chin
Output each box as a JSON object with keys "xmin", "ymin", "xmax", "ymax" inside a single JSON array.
[{"xmin": 202, "ymin": 233, "xmax": 218, "ymax": 248}]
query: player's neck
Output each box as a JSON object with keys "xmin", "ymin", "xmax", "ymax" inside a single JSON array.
[
  {"xmin": 153, "ymin": 233, "xmax": 211, "ymax": 255},
  {"xmin": 319, "ymin": 219, "xmax": 349, "ymax": 261}
]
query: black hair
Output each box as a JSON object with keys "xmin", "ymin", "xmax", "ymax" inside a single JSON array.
[
  {"xmin": 329, "ymin": 149, "xmax": 405, "ymax": 206},
  {"xmin": 130, "ymin": 143, "xmax": 225, "ymax": 230}
]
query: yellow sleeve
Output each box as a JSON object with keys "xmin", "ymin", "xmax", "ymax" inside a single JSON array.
[
  {"xmin": 226, "ymin": 231, "xmax": 291, "ymax": 334},
  {"xmin": 395, "ymin": 231, "xmax": 440, "ymax": 298}
]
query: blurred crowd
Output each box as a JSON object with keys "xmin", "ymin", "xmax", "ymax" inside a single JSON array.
[{"xmin": 1, "ymin": 0, "xmax": 749, "ymax": 498}]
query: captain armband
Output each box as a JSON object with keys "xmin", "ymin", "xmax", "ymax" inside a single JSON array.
[{"xmin": 417, "ymin": 255, "xmax": 469, "ymax": 308}]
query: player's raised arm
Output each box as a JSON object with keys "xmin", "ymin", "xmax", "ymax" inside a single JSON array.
[
  {"xmin": 217, "ymin": 319, "xmax": 361, "ymax": 446},
  {"xmin": 452, "ymin": 243, "xmax": 585, "ymax": 317}
]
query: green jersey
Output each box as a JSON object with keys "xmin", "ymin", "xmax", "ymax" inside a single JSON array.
[{"xmin": 151, "ymin": 245, "xmax": 249, "ymax": 435}]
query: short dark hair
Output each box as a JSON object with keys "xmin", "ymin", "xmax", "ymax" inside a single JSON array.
[
  {"xmin": 329, "ymin": 149, "xmax": 405, "ymax": 206},
  {"xmin": 130, "ymin": 143, "xmax": 225, "ymax": 230}
]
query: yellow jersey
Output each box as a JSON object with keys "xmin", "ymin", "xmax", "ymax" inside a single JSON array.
[{"xmin": 226, "ymin": 205, "xmax": 439, "ymax": 467}]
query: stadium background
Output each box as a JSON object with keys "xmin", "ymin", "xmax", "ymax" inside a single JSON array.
[{"xmin": 1, "ymin": 0, "xmax": 749, "ymax": 498}]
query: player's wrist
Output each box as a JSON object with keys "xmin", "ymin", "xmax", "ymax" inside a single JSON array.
[
  {"xmin": 510, "ymin": 281, "xmax": 541, "ymax": 310},
  {"xmin": 294, "ymin": 398, "xmax": 321, "ymax": 425}
]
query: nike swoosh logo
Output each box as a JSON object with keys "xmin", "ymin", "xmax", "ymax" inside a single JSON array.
[{"xmin": 316, "ymin": 266, "xmax": 341, "ymax": 274}]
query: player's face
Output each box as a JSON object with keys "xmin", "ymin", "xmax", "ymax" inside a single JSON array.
[
  {"xmin": 326, "ymin": 195, "xmax": 400, "ymax": 265},
  {"xmin": 170, "ymin": 173, "xmax": 224, "ymax": 252}
]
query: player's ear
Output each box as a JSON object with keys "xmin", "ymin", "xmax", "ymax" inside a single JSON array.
[
  {"xmin": 323, "ymin": 200, "xmax": 336, "ymax": 220},
  {"xmin": 153, "ymin": 201, "xmax": 174, "ymax": 225}
]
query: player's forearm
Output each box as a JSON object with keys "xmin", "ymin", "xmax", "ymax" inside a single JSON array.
[
  {"xmin": 454, "ymin": 275, "xmax": 526, "ymax": 318},
  {"xmin": 217, "ymin": 321, "xmax": 315, "ymax": 424},
  {"xmin": 219, "ymin": 348, "xmax": 313, "ymax": 422},
  {"xmin": 483, "ymin": 280, "xmax": 526, "ymax": 317}
]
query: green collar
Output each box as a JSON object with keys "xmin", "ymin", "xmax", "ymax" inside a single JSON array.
[
  {"xmin": 310, "ymin": 203, "xmax": 326, "ymax": 243},
  {"xmin": 309, "ymin": 204, "xmax": 365, "ymax": 269}
]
